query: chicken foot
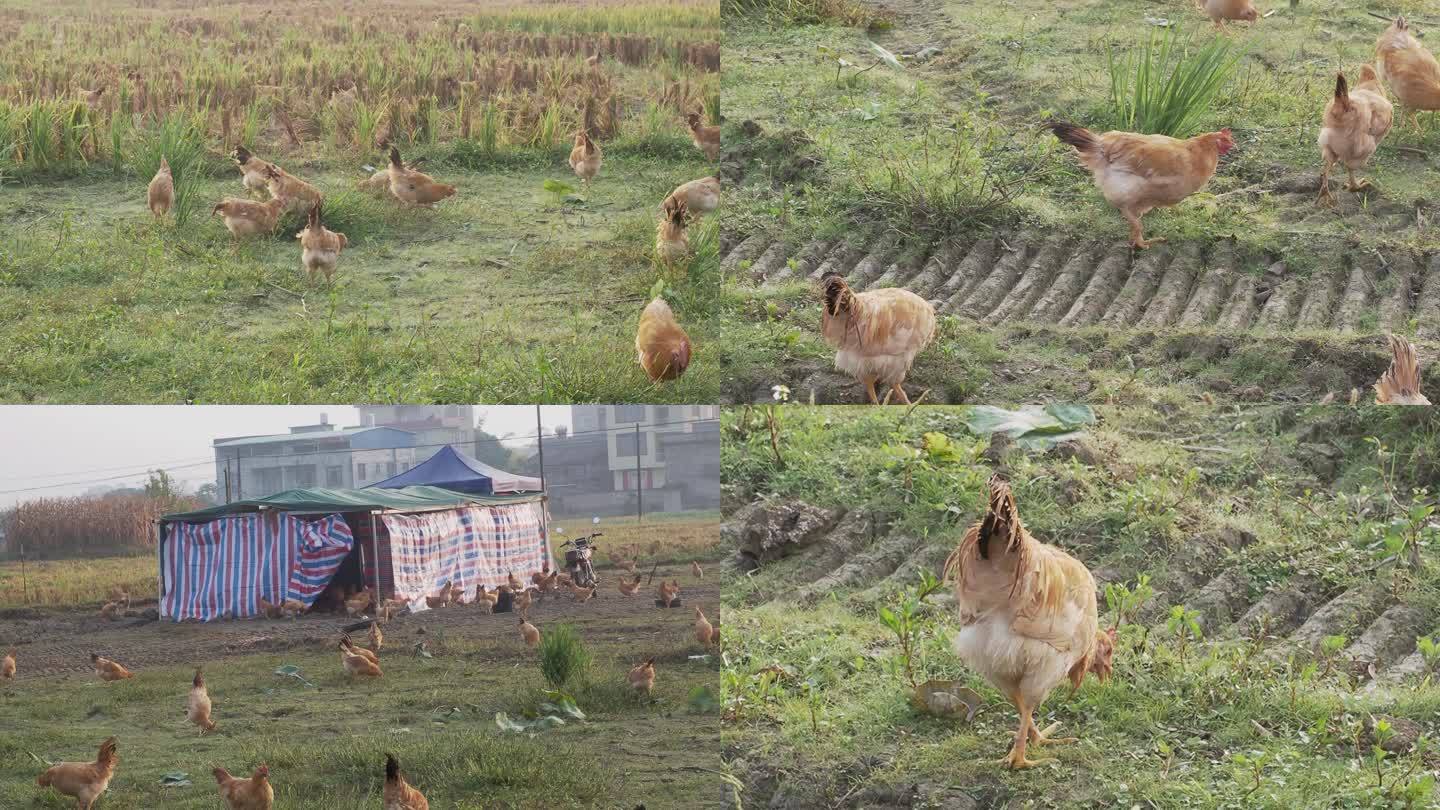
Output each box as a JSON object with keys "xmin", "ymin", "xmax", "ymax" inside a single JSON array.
[
  {"xmin": 996, "ymin": 696, "xmax": 1055, "ymax": 769},
  {"xmin": 1123, "ymin": 209, "xmax": 1165, "ymax": 250},
  {"xmin": 1028, "ymin": 720, "xmax": 1079, "ymax": 746},
  {"xmin": 863, "ymin": 376, "xmax": 880, "ymax": 405}
]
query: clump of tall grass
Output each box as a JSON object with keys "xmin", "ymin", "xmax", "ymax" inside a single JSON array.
[
  {"xmin": 1107, "ymin": 27, "xmax": 1245, "ymax": 138},
  {"xmin": 723, "ymin": 0, "xmax": 880, "ymax": 26},
  {"xmin": 135, "ymin": 113, "xmax": 209, "ymax": 225},
  {"xmin": 538, "ymin": 623, "xmax": 592, "ymax": 689}
]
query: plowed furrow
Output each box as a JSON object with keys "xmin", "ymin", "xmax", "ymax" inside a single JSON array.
[
  {"xmin": 1294, "ymin": 262, "xmax": 1346, "ymax": 330},
  {"xmin": 1345, "ymin": 604, "xmax": 1423, "ymax": 669},
  {"xmin": 1177, "ymin": 242, "xmax": 1236, "ymax": 328},
  {"xmin": 942, "ymin": 239, "xmax": 1033, "ymax": 316},
  {"xmin": 722, "ymin": 234, "xmax": 770, "ymax": 277},
  {"xmin": 845, "ymin": 246, "xmax": 894, "ymax": 290},
  {"xmin": 746, "ymin": 241, "xmax": 790, "ymax": 284},
  {"xmin": 1100, "ymin": 246, "xmax": 1171, "ymax": 327},
  {"xmin": 982, "ymin": 238, "xmax": 1071, "ymax": 324},
  {"xmin": 1138, "ymin": 243, "xmax": 1202, "ymax": 329},
  {"xmin": 866, "ymin": 251, "xmax": 926, "ymax": 292},
  {"xmin": 1029, "ymin": 247, "xmax": 1102, "ymax": 323},
  {"xmin": 929, "ymin": 239, "xmax": 995, "ymax": 306},
  {"xmin": 807, "ymin": 243, "xmax": 866, "ymax": 283},
  {"xmin": 1268, "ymin": 585, "xmax": 1386, "ymax": 661},
  {"xmin": 908, "ymin": 242, "xmax": 967, "ymax": 302},
  {"xmin": 765, "ymin": 239, "xmax": 832, "ymax": 285},
  {"xmin": 1377, "ymin": 253, "xmax": 1418, "ymax": 334},
  {"xmin": 1256, "ymin": 263, "xmax": 1298, "ymax": 331},
  {"xmin": 1060, "ymin": 247, "xmax": 1131, "ymax": 327},
  {"xmin": 1335, "ymin": 255, "xmax": 1379, "ymax": 332},
  {"xmin": 1217, "ymin": 274, "xmax": 1260, "ymax": 331},
  {"xmin": 1417, "ymin": 256, "xmax": 1440, "ymax": 340}
]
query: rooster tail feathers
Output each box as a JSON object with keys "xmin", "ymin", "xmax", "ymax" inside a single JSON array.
[
  {"xmin": 943, "ymin": 475, "xmax": 1035, "ymax": 596},
  {"xmin": 389, "ymin": 146, "xmax": 403, "ymax": 169},
  {"xmin": 1044, "ymin": 120, "xmax": 1098, "ymax": 154},
  {"xmin": 820, "ymin": 271, "xmax": 852, "ymax": 317},
  {"xmin": 193, "ymin": 668, "xmax": 204, "ymax": 688},
  {"xmin": 385, "ymin": 754, "xmax": 400, "ymax": 783},
  {"xmin": 98, "ymin": 737, "xmax": 118, "ymax": 762},
  {"xmin": 1334, "ymin": 72, "xmax": 1351, "ymax": 110},
  {"xmin": 1358, "ymin": 63, "xmax": 1380, "ymax": 84}
]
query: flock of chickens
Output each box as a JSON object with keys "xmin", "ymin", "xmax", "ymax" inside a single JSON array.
[
  {"xmin": 816, "ymin": 14, "xmax": 1436, "ymax": 407},
  {"xmin": 6, "ymin": 557, "xmax": 718, "ymax": 808},
  {"xmin": 140, "ymin": 104, "xmax": 723, "ymax": 387}
]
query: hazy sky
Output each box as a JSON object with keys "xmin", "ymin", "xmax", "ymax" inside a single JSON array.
[{"xmin": 0, "ymin": 406, "xmax": 573, "ymax": 508}]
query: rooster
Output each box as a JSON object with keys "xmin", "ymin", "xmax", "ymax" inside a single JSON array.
[
  {"xmin": 147, "ymin": 156, "xmax": 173, "ymax": 219},
  {"xmin": 627, "ymin": 657, "xmax": 656, "ymax": 696},
  {"xmin": 188, "ymin": 668, "xmax": 217, "ymax": 734},
  {"xmin": 387, "ymin": 146, "xmax": 456, "ymax": 207},
  {"xmin": 91, "ymin": 653, "xmax": 134, "ymax": 681},
  {"xmin": 1318, "ymin": 68, "xmax": 1393, "ymax": 205},
  {"xmin": 1377, "ymin": 16, "xmax": 1440, "ymax": 131},
  {"xmin": 214, "ymin": 763, "xmax": 273, "ymax": 810},
  {"xmin": 297, "ymin": 203, "xmax": 348, "ymax": 284},
  {"xmin": 230, "ymin": 146, "xmax": 276, "ymax": 195},
  {"xmin": 943, "ymin": 476, "xmax": 1115, "ymax": 769},
  {"xmin": 1045, "ymin": 120, "xmax": 1234, "ymax": 249},
  {"xmin": 1375, "ymin": 334, "xmax": 1431, "ymax": 405},
  {"xmin": 665, "ymin": 176, "xmax": 721, "ymax": 219},
  {"xmin": 819, "ymin": 272, "xmax": 937, "ymax": 405},
  {"xmin": 636, "ymin": 297, "xmax": 692, "ymax": 382},
  {"xmin": 568, "ymin": 131, "xmax": 603, "ymax": 190},
  {"xmin": 383, "ymin": 754, "xmax": 428, "ymax": 810},
  {"xmin": 37, "ymin": 737, "xmax": 118, "ymax": 810}
]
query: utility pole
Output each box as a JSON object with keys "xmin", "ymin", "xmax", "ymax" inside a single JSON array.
[
  {"xmin": 535, "ymin": 405, "xmax": 546, "ymax": 494},
  {"xmin": 223, "ymin": 463, "xmax": 232, "ymax": 504},
  {"xmin": 635, "ymin": 424, "xmax": 642, "ymax": 523}
]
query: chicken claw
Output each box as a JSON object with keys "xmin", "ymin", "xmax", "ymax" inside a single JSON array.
[
  {"xmin": 1029, "ymin": 721, "xmax": 1079, "ymax": 746},
  {"xmin": 995, "ymin": 748, "xmax": 1054, "ymax": 769}
]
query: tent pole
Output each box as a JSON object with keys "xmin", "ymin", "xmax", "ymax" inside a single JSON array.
[
  {"xmin": 635, "ymin": 424, "xmax": 642, "ymax": 523},
  {"xmin": 535, "ymin": 405, "xmax": 546, "ymax": 494},
  {"xmin": 155, "ymin": 521, "xmax": 164, "ymax": 619},
  {"xmin": 370, "ymin": 511, "xmax": 382, "ymax": 599}
]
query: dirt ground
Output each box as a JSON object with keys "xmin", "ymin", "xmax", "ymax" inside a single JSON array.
[{"xmin": 2, "ymin": 566, "xmax": 717, "ymax": 678}]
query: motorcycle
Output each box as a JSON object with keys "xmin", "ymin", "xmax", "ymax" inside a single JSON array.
[{"xmin": 560, "ymin": 532, "xmax": 602, "ymax": 589}]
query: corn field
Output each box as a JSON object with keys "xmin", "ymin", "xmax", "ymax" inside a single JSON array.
[
  {"xmin": 3, "ymin": 493, "xmax": 199, "ymax": 557},
  {"xmin": 0, "ymin": 0, "xmax": 719, "ymax": 174}
]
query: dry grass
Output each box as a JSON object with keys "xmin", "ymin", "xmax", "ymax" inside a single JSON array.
[
  {"xmin": 4, "ymin": 493, "xmax": 198, "ymax": 557},
  {"xmin": 0, "ymin": 554, "xmax": 155, "ymax": 609}
]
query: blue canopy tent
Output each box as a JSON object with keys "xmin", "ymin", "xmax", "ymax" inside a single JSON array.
[{"xmin": 370, "ymin": 445, "xmax": 542, "ymax": 495}]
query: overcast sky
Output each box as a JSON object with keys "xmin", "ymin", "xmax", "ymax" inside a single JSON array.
[{"xmin": 0, "ymin": 406, "xmax": 573, "ymax": 508}]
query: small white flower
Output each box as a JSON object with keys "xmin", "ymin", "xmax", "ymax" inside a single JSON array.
[{"xmin": 771, "ymin": 384, "xmax": 791, "ymax": 402}]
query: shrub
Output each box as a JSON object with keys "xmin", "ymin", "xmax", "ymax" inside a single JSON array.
[{"xmin": 538, "ymin": 623, "xmax": 592, "ymax": 688}]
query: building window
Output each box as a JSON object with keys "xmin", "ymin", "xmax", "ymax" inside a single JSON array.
[
  {"xmin": 616, "ymin": 432, "xmax": 648, "ymax": 457},
  {"xmin": 387, "ymin": 462, "xmax": 397, "ymax": 477},
  {"xmin": 326, "ymin": 466, "xmax": 344, "ymax": 487},
  {"xmin": 356, "ymin": 462, "xmax": 367, "ymax": 481},
  {"xmin": 654, "ymin": 436, "xmax": 665, "ymax": 462},
  {"xmin": 614, "ymin": 405, "xmax": 646, "ymax": 424},
  {"xmin": 296, "ymin": 465, "xmax": 317, "ymax": 488},
  {"xmin": 655, "ymin": 406, "xmax": 669, "ymax": 425}
]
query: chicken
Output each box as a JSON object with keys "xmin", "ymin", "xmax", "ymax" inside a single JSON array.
[
  {"xmin": 213, "ymin": 195, "xmax": 287, "ymax": 238},
  {"xmin": 107, "ymin": 587, "xmax": 129, "ymax": 607},
  {"xmin": 37, "ymin": 737, "xmax": 118, "ymax": 810},
  {"xmin": 569, "ymin": 583, "xmax": 597, "ymax": 603},
  {"xmin": 341, "ymin": 635, "xmax": 379, "ymax": 665},
  {"xmin": 214, "ymin": 764, "xmax": 273, "ymax": 810},
  {"xmin": 1198, "ymin": 0, "xmax": 1257, "ymax": 29},
  {"xmin": 627, "ymin": 657, "xmax": 656, "ymax": 696},
  {"xmin": 691, "ymin": 561, "xmax": 704, "ymax": 580},
  {"xmin": 99, "ymin": 602, "xmax": 121, "ymax": 620},
  {"xmin": 568, "ymin": 131, "xmax": 603, "ymax": 190},
  {"xmin": 514, "ymin": 588, "xmax": 534, "ymax": 615},
  {"xmin": 531, "ymin": 571, "xmax": 547, "ymax": 587},
  {"xmin": 369, "ymin": 621, "xmax": 384, "ymax": 652},
  {"xmin": 1375, "ymin": 334, "xmax": 1431, "ymax": 405},
  {"xmin": 257, "ymin": 597, "xmax": 284, "ymax": 619},
  {"xmin": 616, "ymin": 557, "xmax": 638, "ymax": 575},
  {"xmin": 92, "ymin": 653, "xmax": 133, "ymax": 681},
  {"xmin": 519, "ymin": 617, "xmax": 541, "ymax": 647},
  {"xmin": 665, "ymin": 176, "xmax": 720, "ymax": 219},
  {"xmin": 636, "ymin": 297, "xmax": 692, "ymax": 382},
  {"xmin": 340, "ymin": 644, "xmax": 382, "ymax": 677},
  {"xmin": 388, "ymin": 146, "xmax": 456, "ymax": 207},
  {"xmin": 686, "ymin": 112, "xmax": 720, "ymax": 161},
  {"xmin": 188, "ymin": 668, "xmax": 217, "ymax": 734},
  {"xmin": 343, "ymin": 588, "xmax": 373, "ymax": 618},
  {"xmin": 618, "ymin": 574, "xmax": 643, "ymax": 596},
  {"xmin": 943, "ymin": 476, "xmax": 1116, "ymax": 769},
  {"xmin": 292, "ymin": 202, "xmax": 349, "ymax": 284},
  {"xmin": 507, "ymin": 571, "xmax": 524, "ymax": 592},
  {"xmin": 474, "ymin": 585, "xmax": 498, "ymax": 612},
  {"xmin": 230, "ymin": 146, "xmax": 278, "ymax": 196},
  {"xmin": 383, "ymin": 754, "xmax": 428, "ymax": 810},
  {"xmin": 359, "ymin": 157, "xmax": 426, "ymax": 195},
  {"xmin": 540, "ymin": 571, "xmax": 561, "ymax": 593},
  {"xmin": 1318, "ymin": 68, "xmax": 1393, "ymax": 205},
  {"xmin": 658, "ymin": 580, "xmax": 680, "ymax": 608},
  {"xmin": 1045, "ymin": 120, "xmax": 1234, "ymax": 249},
  {"xmin": 2, "ymin": 646, "xmax": 14, "ymax": 679},
  {"xmin": 656, "ymin": 196, "xmax": 691, "ymax": 266},
  {"xmin": 147, "ymin": 156, "xmax": 173, "ymax": 219},
  {"xmin": 280, "ymin": 599, "xmax": 306, "ymax": 618},
  {"xmin": 1376, "ymin": 16, "xmax": 1440, "ymax": 131},
  {"xmin": 819, "ymin": 272, "xmax": 937, "ymax": 405},
  {"xmin": 694, "ymin": 606, "xmax": 717, "ymax": 646},
  {"xmin": 263, "ymin": 165, "xmax": 322, "ymax": 216}
]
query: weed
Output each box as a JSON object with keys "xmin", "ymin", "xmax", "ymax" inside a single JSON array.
[{"xmin": 538, "ymin": 623, "xmax": 592, "ymax": 689}]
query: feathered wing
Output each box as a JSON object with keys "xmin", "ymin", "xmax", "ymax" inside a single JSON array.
[{"xmin": 1375, "ymin": 334, "xmax": 1431, "ymax": 405}]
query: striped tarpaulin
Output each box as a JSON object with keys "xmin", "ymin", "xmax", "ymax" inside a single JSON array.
[
  {"xmin": 162, "ymin": 513, "xmax": 353, "ymax": 621},
  {"xmin": 383, "ymin": 503, "xmax": 546, "ymax": 609}
]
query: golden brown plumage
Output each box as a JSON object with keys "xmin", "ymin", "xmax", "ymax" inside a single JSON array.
[
  {"xmin": 691, "ymin": 560, "xmax": 704, "ymax": 580},
  {"xmin": 341, "ymin": 636, "xmax": 379, "ymax": 665},
  {"xmin": 943, "ymin": 476, "xmax": 1114, "ymax": 769},
  {"xmin": 147, "ymin": 156, "xmax": 173, "ymax": 219},
  {"xmin": 213, "ymin": 196, "xmax": 287, "ymax": 238},
  {"xmin": 627, "ymin": 657, "xmax": 656, "ymax": 696},
  {"xmin": 340, "ymin": 645, "xmax": 382, "ymax": 677},
  {"xmin": 1377, "ymin": 16, "xmax": 1440, "ymax": 130},
  {"xmin": 656, "ymin": 196, "xmax": 690, "ymax": 266},
  {"xmin": 230, "ymin": 146, "xmax": 278, "ymax": 195},
  {"xmin": 520, "ymin": 617, "xmax": 541, "ymax": 647},
  {"xmin": 384, "ymin": 754, "xmax": 428, "ymax": 810},
  {"xmin": 820, "ymin": 272, "xmax": 937, "ymax": 405},
  {"xmin": 256, "ymin": 597, "xmax": 284, "ymax": 620},
  {"xmin": 369, "ymin": 621, "xmax": 384, "ymax": 652},
  {"xmin": 636, "ymin": 297, "xmax": 692, "ymax": 382},
  {"xmin": 2, "ymin": 646, "xmax": 14, "ymax": 679},
  {"xmin": 263, "ymin": 165, "xmax": 322, "ymax": 216},
  {"xmin": 37, "ymin": 737, "xmax": 118, "ymax": 810},
  {"xmin": 694, "ymin": 606, "xmax": 717, "ymax": 646},
  {"xmin": 618, "ymin": 574, "xmax": 643, "ymax": 596},
  {"xmin": 388, "ymin": 146, "xmax": 456, "ymax": 207},
  {"xmin": 188, "ymin": 668, "xmax": 217, "ymax": 734},
  {"xmin": 1318, "ymin": 68, "xmax": 1393, "ymax": 205},
  {"xmin": 568, "ymin": 131, "xmax": 603, "ymax": 188},
  {"xmin": 297, "ymin": 203, "xmax": 349, "ymax": 284},
  {"xmin": 214, "ymin": 764, "xmax": 273, "ymax": 810},
  {"xmin": 657, "ymin": 579, "xmax": 680, "ymax": 608},
  {"xmin": 1375, "ymin": 334, "xmax": 1431, "ymax": 405},
  {"xmin": 686, "ymin": 112, "xmax": 720, "ymax": 161},
  {"xmin": 1045, "ymin": 120, "xmax": 1234, "ymax": 249},
  {"xmin": 1199, "ymin": 0, "xmax": 1257, "ymax": 28},
  {"xmin": 665, "ymin": 176, "xmax": 720, "ymax": 218},
  {"xmin": 91, "ymin": 653, "xmax": 134, "ymax": 681}
]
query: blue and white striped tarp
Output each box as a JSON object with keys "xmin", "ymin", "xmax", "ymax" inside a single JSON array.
[{"xmin": 162, "ymin": 513, "xmax": 354, "ymax": 622}]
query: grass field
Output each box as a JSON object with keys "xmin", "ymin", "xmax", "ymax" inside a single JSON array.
[
  {"xmin": 718, "ymin": 0, "xmax": 1440, "ymax": 404},
  {"xmin": 0, "ymin": 0, "xmax": 719, "ymax": 403},
  {"xmin": 721, "ymin": 404, "xmax": 1440, "ymax": 807}
]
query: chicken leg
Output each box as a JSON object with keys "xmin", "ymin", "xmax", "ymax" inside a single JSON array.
[
  {"xmin": 1123, "ymin": 207, "xmax": 1164, "ymax": 250},
  {"xmin": 1344, "ymin": 165, "xmax": 1371, "ymax": 193},
  {"xmin": 863, "ymin": 376, "xmax": 880, "ymax": 405},
  {"xmin": 1317, "ymin": 158, "xmax": 1336, "ymax": 206},
  {"xmin": 996, "ymin": 695, "xmax": 1053, "ymax": 769},
  {"xmin": 889, "ymin": 382, "xmax": 911, "ymax": 405},
  {"xmin": 1029, "ymin": 719, "xmax": 1078, "ymax": 746}
]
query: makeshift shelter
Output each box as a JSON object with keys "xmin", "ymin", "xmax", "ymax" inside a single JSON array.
[
  {"xmin": 370, "ymin": 445, "xmax": 542, "ymax": 495},
  {"xmin": 158, "ymin": 487, "xmax": 548, "ymax": 622}
]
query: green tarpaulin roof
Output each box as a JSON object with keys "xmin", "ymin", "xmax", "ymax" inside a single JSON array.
[{"xmin": 162, "ymin": 486, "xmax": 543, "ymax": 523}]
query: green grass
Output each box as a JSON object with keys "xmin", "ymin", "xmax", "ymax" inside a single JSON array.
[
  {"xmin": 1, "ymin": 634, "xmax": 719, "ymax": 808},
  {"xmin": 0, "ymin": 555, "xmax": 156, "ymax": 610},
  {"xmin": 0, "ymin": 147, "xmax": 718, "ymax": 403},
  {"xmin": 721, "ymin": 404, "xmax": 1440, "ymax": 807},
  {"xmin": 1107, "ymin": 26, "xmax": 1247, "ymax": 138}
]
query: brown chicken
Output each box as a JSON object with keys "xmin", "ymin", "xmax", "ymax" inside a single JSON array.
[
  {"xmin": 618, "ymin": 574, "xmax": 644, "ymax": 596},
  {"xmin": 2, "ymin": 646, "xmax": 14, "ymax": 679},
  {"xmin": 686, "ymin": 112, "xmax": 720, "ymax": 161},
  {"xmin": 264, "ymin": 165, "xmax": 322, "ymax": 216},
  {"xmin": 296, "ymin": 203, "xmax": 348, "ymax": 284},
  {"xmin": 388, "ymin": 146, "xmax": 456, "ymax": 207},
  {"xmin": 384, "ymin": 754, "xmax": 429, "ymax": 810},
  {"xmin": 37, "ymin": 737, "xmax": 118, "ymax": 810},
  {"xmin": 188, "ymin": 668, "xmax": 217, "ymax": 734},
  {"xmin": 231, "ymin": 146, "xmax": 278, "ymax": 196},
  {"xmin": 1375, "ymin": 334, "xmax": 1431, "ymax": 405},
  {"xmin": 627, "ymin": 657, "xmax": 656, "ymax": 696},
  {"xmin": 944, "ymin": 476, "xmax": 1115, "ymax": 769},
  {"xmin": 656, "ymin": 196, "xmax": 690, "ymax": 266},
  {"xmin": 213, "ymin": 195, "xmax": 287, "ymax": 238},
  {"xmin": 256, "ymin": 597, "xmax": 284, "ymax": 620},
  {"xmin": 343, "ymin": 588, "xmax": 373, "ymax": 618},
  {"xmin": 148, "ymin": 156, "xmax": 173, "ymax": 219},
  {"xmin": 520, "ymin": 617, "xmax": 541, "ymax": 647},
  {"xmin": 214, "ymin": 764, "xmax": 273, "ymax": 810},
  {"xmin": 820, "ymin": 272, "xmax": 937, "ymax": 404},
  {"xmin": 665, "ymin": 176, "xmax": 721, "ymax": 219},
  {"xmin": 507, "ymin": 571, "xmax": 524, "ymax": 592},
  {"xmin": 341, "ymin": 635, "xmax": 379, "ymax": 665},
  {"xmin": 570, "ymin": 583, "xmax": 597, "ymax": 603},
  {"xmin": 658, "ymin": 580, "xmax": 681, "ymax": 608},
  {"xmin": 694, "ymin": 606, "xmax": 717, "ymax": 646},
  {"xmin": 636, "ymin": 297, "xmax": 692, "ymax": 382},
  {"xmin": 92, "ymin": 653, "xmax": 134, "ymax": 681},
  {"xmin": 1046, "ymin": 120, "xmax": 1234, "ymax": 249},
  {"xmin": 514, "ymin": 588, "xmax": 534, "ymax": 615},
  {"xmin": 691, "ymin": 560, "xmax": 704, "ymax": 580},
  {"xmin": 369, "ymin": 621, "xmax": 384, "ymax": 652},
  {"xmin": 1377, "ymin": 16, "xmax": 1440, "ymax": 130},
  {"xmin": 340, "ymin": 644, "xmax": 382, "ymax": 677},
  {"xmin": 568, "ymin": 131, "xmax": 603, "ymax": 190},
  {"xmin": 280, "ymin": 599, "xmax": 306, "ymax": 618},
  {"xmin": 1198, "ymin": 0, "xmax": 1257, "ymax": 29},
  {"xmin": 1318, "ymin": 68, "xmax": 1393, "ymax": 204},
  {"xmin": 359, "ymin": 158, "xmax": 425, "ymax": 195},
  {"xmin": 99, "ymin": 602, "xmax": 121, "ymax": 620}
]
